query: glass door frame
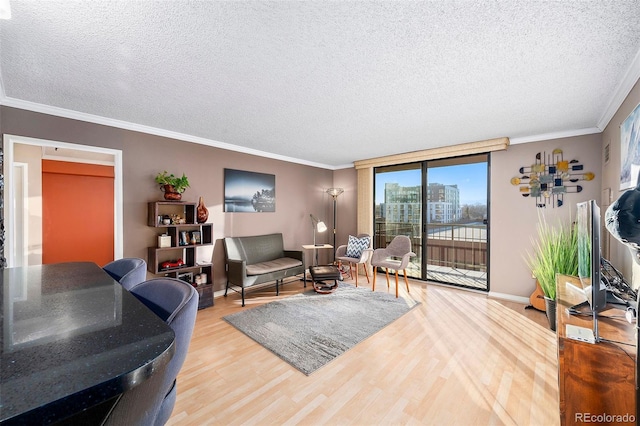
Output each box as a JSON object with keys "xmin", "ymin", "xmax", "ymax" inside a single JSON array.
[{"xmin": 373, "ymin": 153, "xmax": 491, "ymax": 292}]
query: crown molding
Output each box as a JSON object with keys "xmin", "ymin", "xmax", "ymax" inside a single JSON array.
[
  {"xmin": 509, "ymin": 127, "xmax": 601, "ymax": 145},
  {"xmin": 597, "ymin": 46, "xmax": 640, "ymax": 131},
  {"xmin": 0, "ymin": 96, "xmax": 344, "ymax": 170}
]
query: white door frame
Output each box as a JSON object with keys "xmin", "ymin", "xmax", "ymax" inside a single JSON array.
[
  {"xmin": 12, "ymin": 162, "xmax": 28, "ymax": 267},
  {"xmin": 3, "ymin": 134, "xmax": 123, "ymax": 267}
]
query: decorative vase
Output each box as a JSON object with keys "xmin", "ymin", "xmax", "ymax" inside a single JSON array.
[
  {"xmin": 162, "ymin": 185, "xmax": 182, "ymax": 201},
  {"xmin": 197, "ymin": 196, "xmax": 209, "ymax": 223},
  {"xmin": 544, "ymin": 296, "xmax": 557, "ymax": 332}
]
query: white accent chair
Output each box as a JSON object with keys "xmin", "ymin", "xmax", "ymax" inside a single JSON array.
[
  {"xmin": 370, "ymin": 235, "xmax": 416, "ymax": 297},
  {"xmin": 335, "ymin": 234, "xmax": 373, "ymax": 287}
]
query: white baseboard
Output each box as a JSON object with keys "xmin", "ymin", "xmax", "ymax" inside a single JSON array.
[
  {"xmin": 213, "ymin": 289, "xmax": 227, "ymax": 299},
  {"xmin": 488, "ymin": 291, "xmax": 530, "ymax": 305}
]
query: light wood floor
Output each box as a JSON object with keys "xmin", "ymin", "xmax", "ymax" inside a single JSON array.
[{"xmin": 167, "ymin": 273, "xmax": 559, "ymax": 426}]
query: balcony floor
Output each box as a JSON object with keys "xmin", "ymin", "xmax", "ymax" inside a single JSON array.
[{"xmin": 405, "ymin": 264, "xmax": 488, "ymax": 291}]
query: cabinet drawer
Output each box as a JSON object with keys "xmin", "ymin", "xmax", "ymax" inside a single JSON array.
[{"xmin": 197, "ymin": 284, "xmax": 213, "ymax": 310}]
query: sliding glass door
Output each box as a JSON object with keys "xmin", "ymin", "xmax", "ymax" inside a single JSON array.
[
  {"xmin": 424, "ymin": 155, "xmax": 488, "ymax": 290},
  {"xmin": 374, "ymin": 163, "xmax": 422, "ymax": 279},
  {"xmin": 374, "ymin": 154, "xmax": 489, "ymax": 290}
]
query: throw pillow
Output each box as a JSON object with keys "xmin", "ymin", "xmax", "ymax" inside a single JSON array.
[{"xmin": 346, "ymin": 235, "xmax": 370, "ymax": 258}]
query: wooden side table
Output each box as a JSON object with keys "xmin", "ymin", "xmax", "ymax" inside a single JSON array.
[
  {"xmin": 302, "ymin": 244, "xmax": 333, "ymax": 266},
  {"xmin": 556, "ymin": 274, "xmax": 636, "ymax": 425}
]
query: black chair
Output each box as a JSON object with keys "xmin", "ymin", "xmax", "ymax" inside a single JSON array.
[
  {"xmin": 103, "ymin": 258, "xmax": 147, "ymax": 290},
  {"xmin": 104, "ymin": 278, "xmax": 198, "ymax": 425}
]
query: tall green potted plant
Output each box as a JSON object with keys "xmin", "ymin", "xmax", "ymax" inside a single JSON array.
[{"xmin": 526, "ymin": 216, "xmax": 578, "ymax": 331}]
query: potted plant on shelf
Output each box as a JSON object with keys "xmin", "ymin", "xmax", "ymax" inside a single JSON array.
[
  {"xmin": 526, "ymin": 215, "xmax": 578, "ymax": 331},
  {"xmin": 155, "ymin": 171, "xmax": 190, "ymax": 201}
]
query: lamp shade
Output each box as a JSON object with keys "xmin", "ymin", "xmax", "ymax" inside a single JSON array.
[
  {"xmin": 310, "ymin": 214, "xmax": 327, "ymax": 248},
  {"xmin": 326, "ymin": 188, "xmax": 344, "ymax": 198},
  {"xmin": 310, "ymin": 214, "xmax": 327, "ymax": 232}
]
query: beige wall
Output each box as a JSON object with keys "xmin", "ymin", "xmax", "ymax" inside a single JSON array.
[
  {"xmin": 0, "ymin": 107, "xmax": 339, "ymax": 293},
  {"xmin": 490, "ymin": 134, "xmax": 602, "ymax": 299},
  {"xmin": 601, "ymin": 79, "xmax": 640, "ymax": 286},
  {"xmin": 492, "ymin": 76, "xmax": 640, "ymax": 297},
  {"xmin": 2, "ymin": 72, "xmax": 639, "ymax": 299},
  {"xmin": 334, "ymin": 132, "xmax": 603, "ymax": 300},
  {"xmin": 331, "ymin": 168, "xmax": 358, "ymax": 252}
]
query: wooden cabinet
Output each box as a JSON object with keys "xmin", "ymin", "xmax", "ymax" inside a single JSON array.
[
  {"xmin": 556, "ymin": 274, "xmax": 636, "ymax": 425},
  {"xmin": 148, "ymin": 201, "xmax": 213, "ymax": 309}
]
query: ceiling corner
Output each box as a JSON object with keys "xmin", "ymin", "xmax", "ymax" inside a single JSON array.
[{"xmin": 597, "ymin": 46, "xmax": 640, "ymax": 131}]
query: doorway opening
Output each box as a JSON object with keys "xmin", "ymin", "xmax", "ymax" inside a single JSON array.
[{"xmin": 3, "ymin": 134, "xmax": 123, "ymax": 267}]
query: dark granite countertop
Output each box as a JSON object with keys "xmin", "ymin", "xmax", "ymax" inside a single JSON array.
[{"xmin": 0, "ymin": 262, "xmax": 175, "ymax": 424}]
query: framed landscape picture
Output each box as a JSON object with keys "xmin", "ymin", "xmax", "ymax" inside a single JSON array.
[
  {"xmin": 224, "ymin": 169, "xmax": 276, "ymax": 212},
  {"xmin": 620, "ymin": 101, "xmax": 640, "ymax": 190}
]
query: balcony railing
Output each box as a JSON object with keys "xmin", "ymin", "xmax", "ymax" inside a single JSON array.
[{"xmin": 374, "ymin": 221, "xmax": 488, "ymax": 289}]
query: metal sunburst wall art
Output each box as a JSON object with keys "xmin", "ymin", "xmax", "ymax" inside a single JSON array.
[{"xmin": 510, "ymin": 149, "xmax": 595, "ymax": 208}]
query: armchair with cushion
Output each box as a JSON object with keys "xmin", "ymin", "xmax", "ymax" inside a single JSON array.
[
  {"xmin": 104, "ymin": 278, "xmax": 198, "ymax": 425},
  {"xmin": 370, "ymin": 235, "xmax": 416, "ymax": 298},
  {"xmin": 335, "ymin": 234, "xmax": 373, "ymax": 287},
  {"xmin": 103, "ymin": 258, "xmax": 147, "ymax": 291}
]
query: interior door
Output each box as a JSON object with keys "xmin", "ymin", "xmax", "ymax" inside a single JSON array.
[{"xmin": 42, "ymin": 160, "xmax": 115, "ymax": 266}]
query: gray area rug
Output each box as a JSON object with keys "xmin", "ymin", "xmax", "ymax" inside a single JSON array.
[{"xmin": 223, "ymin": 283, "xmax": 420, "ymax": 375}]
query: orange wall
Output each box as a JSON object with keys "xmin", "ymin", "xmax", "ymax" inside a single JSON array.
[
  {"xmin": 1, "ymin": 108, "xmax": 335, "ymax": 293},
  {"xmin": 42, "ymin": 160, "xmax": 115, "ymax": 266}
]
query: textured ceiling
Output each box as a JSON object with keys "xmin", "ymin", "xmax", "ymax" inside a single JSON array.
[{"xmin": 1, "ymin": 1, "xmax": 640, "ymax": 169}]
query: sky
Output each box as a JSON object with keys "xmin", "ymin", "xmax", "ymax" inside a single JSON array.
[
  {"xmin": 374, "ymin": 162, "xmax": 488, "ymax": 205},
  {"xmin": 224, "ymin": 169, "xmax": 275, "ymax": 199}
]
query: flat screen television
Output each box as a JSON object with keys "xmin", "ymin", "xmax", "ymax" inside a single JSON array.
[
  {"xmin": 575, "ymin": 199, "xmax": 606, "ymax": 341},
  {"xmin": 577, "ymin": 199, "xmax": 606, "ymax": 311}
]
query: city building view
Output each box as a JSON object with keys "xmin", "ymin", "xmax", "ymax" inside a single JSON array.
[{"xmin": 374, "ymin": 159, "xmax": 488, "ymax": 290}]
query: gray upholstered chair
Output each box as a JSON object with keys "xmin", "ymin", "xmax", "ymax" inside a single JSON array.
[
  {"xmin": 335, "ymin": 234, "xmax": 373, "ymax": 287},
  {"xmin": 370, "ymin": 235, "xmax": 416, "ymax": 298},
  {"xmin": 103, "ymin": 258, "xmax": 147, "ymax": 290},
  {"xmin": 104, "ymin": 278, "xmax": 198, "ymax": 426}
]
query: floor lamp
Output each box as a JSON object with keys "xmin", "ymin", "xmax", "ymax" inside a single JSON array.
[
  {"xmin": 326, "ymin": 188, "xmax": 344, "ymax": 262},
  {"xmin": 310, "ymin": 214, "xmax": 327, "ymax": 265}
]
